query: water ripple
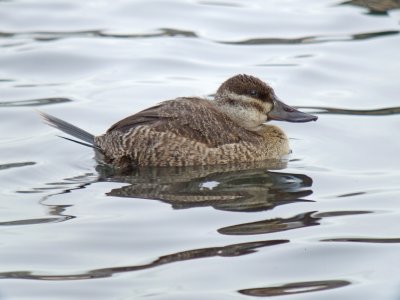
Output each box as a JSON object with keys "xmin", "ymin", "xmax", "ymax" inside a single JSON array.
[
  {"xmin": 323, "ymin": 237, "xmax": 400, "ymax": 243},
  {"xmin": 0, "ymin": 98, "xmax": 72, "ymax": 107},
  {"xmin": 218, "ymin": 30, "xmax": 399, "ymax": 45},
  {"xmin": 297, "ymin": 106, "xmax": 400, "ymax": 116},
  {"xmin": 1, "ymin": 29, "xmax": 398, "ymax": 46},
  {"xmin": 219, "ymin": 210, "xmax": 371, "ymax": 235},
  {"xmin": 0, "ymin": 239, "xmax": 288, "ymax": 281},
  {"xmin": 0, "ymin": 161, "xmax": 35, "ymax": 171},
  {"xmin": 238, "ymin": 280, "xmax": 351, "ymax": 297},
  {"xmin": 0, "ymin": 216, "xmax": 73, "ymax": 226},
  {"xmin": 219, "ymin": 212, "xmax": 319, "ymax": 235},
  {"xmin": 0, "ymin": 28, "xmax": 198, "ymax": 42}
]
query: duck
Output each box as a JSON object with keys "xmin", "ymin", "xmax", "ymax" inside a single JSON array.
[{"xmin": 39, "ymin": 74, "xmax": 317, "ymax": 168}]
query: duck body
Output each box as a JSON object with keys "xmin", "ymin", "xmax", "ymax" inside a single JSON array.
[
  {"xmin": 40, "ymin": 74, "xmax": 317, "ymax": 168},
  {"xmin": 95, "ymin": 97, "xmax": 289, "ymax": 167}
]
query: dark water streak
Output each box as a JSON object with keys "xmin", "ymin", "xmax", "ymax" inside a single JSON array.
[
  {"xmin": 239, "ymin": 279, "xmax": 351, "ymax": 297},
  {"xmin": 0, "ymin": 161, "xmax": 35, "ymax": 171},
  {"xmin": 219, "ymin": 210, "xmax": 371, "ymax": 235},
  {"xmin": 0, "ymin": 239, "xmax": 288, "ymax": 281},
  {"xmin": 0, "ymin": 98, "xmax": 71, "ymax": 107},
  {"xmin": 221, "ymin": 30, "xmax": 399, "ymax": 45},
  {"xmin": 297, "ymin": 106, "xmax": 400, "ymax": 116},
  {"xmin": 323, "ymin": 237, "xmax": 400, "ymax": 243},
  {"xmin": 1, "ymin": 29, "xmax": 398, "ymax": 46}
]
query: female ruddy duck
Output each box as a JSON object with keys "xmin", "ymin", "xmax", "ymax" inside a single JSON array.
[{"xmin": 40, "ymin": 74, "xmax": 317, "ymax": 167}]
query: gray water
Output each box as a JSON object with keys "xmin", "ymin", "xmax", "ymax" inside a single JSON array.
[{"xmin": 1, "ymin": 0, "xmax": 400, "ymax": 299}]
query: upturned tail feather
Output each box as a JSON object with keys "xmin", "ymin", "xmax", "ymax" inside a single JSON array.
[{"xmin": 38, "ymin": 110, "xmax": 101, "ymax": 151}]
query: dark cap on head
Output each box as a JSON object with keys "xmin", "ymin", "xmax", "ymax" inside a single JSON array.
[{"xmin": 217, "ymin": 74, "xmax": 275, "ymax": 103}]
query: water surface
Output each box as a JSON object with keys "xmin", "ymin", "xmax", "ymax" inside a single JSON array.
[{"xmin": 1, "ymin": 0, "xmax": 400, "ymax": 299}]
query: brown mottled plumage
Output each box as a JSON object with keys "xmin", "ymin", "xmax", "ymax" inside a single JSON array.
[{"xmin": 39, "ymin": 74, "xmax": 317, "ymax": 168}]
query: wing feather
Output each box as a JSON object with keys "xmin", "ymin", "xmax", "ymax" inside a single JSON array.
[{"xmin": 106, "ymin": 98, "xmax": 256, "ymax": 147}]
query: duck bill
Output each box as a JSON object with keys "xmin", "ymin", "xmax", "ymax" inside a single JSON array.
[{"xmin": 268, "ymin": 99, "xmax": 318, "ymax": 123}]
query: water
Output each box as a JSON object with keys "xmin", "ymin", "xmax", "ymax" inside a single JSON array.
[{"xmin": 1, "ymin": 0, "xmax": 400, "ymax": 299}]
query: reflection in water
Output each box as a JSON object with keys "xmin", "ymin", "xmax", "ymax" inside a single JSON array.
[
  {"xmin": 0, "ymin": 28, "xmax": 198, "ymax": 42},
  {"xmin": 297, "ymin": 106, "xmax": 400, "ymax": 116},
  {"xmin": 98, "ymin": 161, "xmax": 314, "ymax": 212},
  {"xmin": 0, "ymin": 97, "xmax": 71, "ymax": 107},
  {"xmin": 323, "ymin": 237, "xmax": 400, "ymax": 243},
  {"xmin": 3, "ymin": 161, "xmax": 313, "ymax": 227},
  {"xmin": 219, "ymin": 210, "xmax": 371, "ymax": 235},
  {"xmin": 220, "ymin": 212, "xmax": 319, "ymax": 235},
  {"xmin": 220, "ymin": 30, "xmax": 399, "ymax": 45},
  {"xmin": 1, "ymin": 28, "xmax": 397, "ymax": 47},
  {"xmin": 0, "ymin": 216, "xmax": 72, "ymax": 226},
  {"xmin": 342, "ymin": 0, "xmax": 400, "ymax": 14},
  {"xmin": 3, "ymin": 174, "xmax": 97, "ymax": 226},
  {"xmin": 0, "ymin": 161, "xmax": 35, "ymax": 171},
  {"xmin": 239, "ymin": 280, "xmax": 351, "ymax": 297},
  {"xmin": 0, "ymin": 239, "xmax": 288, "ymax": 281}
]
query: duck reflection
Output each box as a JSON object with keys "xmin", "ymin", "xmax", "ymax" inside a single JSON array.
[{"xmin": 97, "ymin": 160, "xmax": 314, "ymax": 212}]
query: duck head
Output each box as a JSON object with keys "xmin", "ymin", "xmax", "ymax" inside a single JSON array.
[{"xmin": 214, "ymin": 74, "xmax": 317, "ymax": 130}]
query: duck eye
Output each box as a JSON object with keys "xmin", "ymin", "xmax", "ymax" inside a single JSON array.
[{"xmin": 249, "ymin": 90, "xmax": 257, "ymax": 96}]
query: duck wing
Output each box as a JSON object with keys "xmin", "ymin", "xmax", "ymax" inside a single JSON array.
[{"xmin": 106, "ymin": 98, "xmax": 254, "ymax": 147}]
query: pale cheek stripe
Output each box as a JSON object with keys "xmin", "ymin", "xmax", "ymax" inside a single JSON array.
[{"xmin": 225, "ymin": 92, "xmax": 272, "ymax": 113}]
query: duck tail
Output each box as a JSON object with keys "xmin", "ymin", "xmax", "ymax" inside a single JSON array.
[{"xmin": 38, "ymin": 110, "xmax": 100, "ymax": 150}]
